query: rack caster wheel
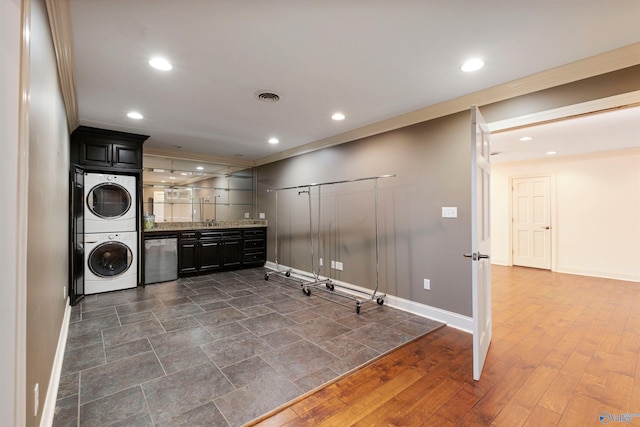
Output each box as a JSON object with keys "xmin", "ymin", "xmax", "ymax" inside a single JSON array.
[
  {"xmin": 264, "ymin": 273, "xmax": 269, "ymax": 281},
  {"xmin": 285, "ymin": 270, "xmax": 291, "ymax": 277},
  {"xmin": 303, "ymin": 287, "xmax": 311, "ymax": 296},
  {"xmin": 377, "ymin": 298, "xmax": 385, "ymax": 305},
  {"xmin": 356, "ymin": 304, "xmax": 361, "ymax": 314},
  {"xmin": 326, "ymin": 283, "xmax": 334, "ymax": 291}
]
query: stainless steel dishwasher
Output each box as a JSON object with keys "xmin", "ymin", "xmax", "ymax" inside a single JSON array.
[{"xmin": 144, "ymin": 235, "xmax": 178, "ymax": 284}]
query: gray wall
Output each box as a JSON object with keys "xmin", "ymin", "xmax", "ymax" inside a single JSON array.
[
  {"xmin": 257, "ymin": 111, "xmax": 474, "ymax": 316},
  {"xmin": 0, "ymin": 0, "xmax": 22, "ymax": 424},
  {"xmin": 482, "ymin": 65, "xmax": 640, "ymax": 122},
  {"xmin": 26, "ymin": 0, "xmax": 70, "ymax": 424}
]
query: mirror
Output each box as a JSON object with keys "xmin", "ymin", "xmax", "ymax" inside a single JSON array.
[{"xmin": 142, "ymin": 154, "xmax": 255, "ymax": 223}]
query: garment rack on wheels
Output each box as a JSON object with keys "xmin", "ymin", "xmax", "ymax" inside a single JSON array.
[{"xmin": 264, "ymin": 174, "xmax": 395, "ymax": 314}]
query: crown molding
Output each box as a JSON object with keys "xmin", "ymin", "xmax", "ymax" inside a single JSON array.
[{"xmin": 45, "ymin": 0, "xmax": 79, "ymax": 131}]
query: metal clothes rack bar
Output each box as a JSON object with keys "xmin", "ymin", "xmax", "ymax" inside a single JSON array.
[{"xmin": 264, "ymin": 174, "xmax": 395, "ymax": 313}]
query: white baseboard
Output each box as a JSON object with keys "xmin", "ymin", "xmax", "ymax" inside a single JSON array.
[
  {"xmin": 40, "ymin": 299, "xmax": 71, "ymax": 427},
  {"xmin": 264, "ymin": 262, "xmax": 473, "ymax": 333},
  {"xmin": 556, "ymin": 266, "xmax": 640, "ymax": 283}
]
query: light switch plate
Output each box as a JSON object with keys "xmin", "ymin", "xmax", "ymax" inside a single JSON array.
[{"xmin": 442, "ymin": 207, "xmax": 458, "ymax": 218}]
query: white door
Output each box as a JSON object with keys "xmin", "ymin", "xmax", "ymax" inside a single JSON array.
[
  {"xmin": 153, "ymin": 191, "xmax": 165, "ymax": 222},
  {"xmin": 174, "ymin": 189, "xmax": 194, "ymax": 222},
  {"xmin": 468, "ymin": 106, "xmax": 492, "ymax": 381},
  {"xmin": 512, "ymin": 176, "xmax": 551, "ymax": 269}
]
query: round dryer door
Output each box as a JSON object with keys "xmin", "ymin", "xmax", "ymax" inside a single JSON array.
[
  {"xmin": 88, "ymin": 241, "xmax": 133, "ymax": 278},
  {"xmin": 86, "ymin": 182, "xmax": 132, "ymax": 219}
]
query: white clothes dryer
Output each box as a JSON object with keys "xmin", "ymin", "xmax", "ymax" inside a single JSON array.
[
  {"xmin": 84, "ymin": 173, "xmax": 137, "ymax": 233},
  {"xmin": 84, "ymin": 232, "xmax": 138, "ymax": 294}
]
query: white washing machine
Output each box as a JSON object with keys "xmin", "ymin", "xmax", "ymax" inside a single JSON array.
[
  {"xmin": 84, "ymin": 173, "xmax": 137, "ymax": 233},
  {"xmin": 84, "ymin": 232, "xmax": 138, "ymax": 294}
]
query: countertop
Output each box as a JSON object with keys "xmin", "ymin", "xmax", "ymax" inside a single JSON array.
[{"xmin": 143, "ymin": 220, "xmax": 267, "ymax": 233}]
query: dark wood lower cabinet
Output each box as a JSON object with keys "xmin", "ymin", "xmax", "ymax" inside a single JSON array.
[
  {"xmin": 178, "ymin": 239, "xmax": 198, "ymax": 275},
  {"xmin": 199, "ymin": 240, "xmax": 222, "ymax": 273},
  {"xmin": 243, "ymin": 229, "xmax": 266, "ymax": 267},
  {"xmin": 221, "ymin": 239, "xmax": 242, "ymax": 268},
  {"xmin": 177, "ymin": 228, "xmax": 264, "ymax": 276}
]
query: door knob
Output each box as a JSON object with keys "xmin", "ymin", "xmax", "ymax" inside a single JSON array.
[
  {"xmin": 464, "ymin": 252, "xmax": 490, "ymax": 260},
  {"xmin": 541, "ymin": 226, "xmax": 550, "ymax": 230}
]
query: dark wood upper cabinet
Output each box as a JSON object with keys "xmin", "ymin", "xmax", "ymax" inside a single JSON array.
[{"xmin": 71, "ymin": 126, "xmax": 149, "ymax": 170}]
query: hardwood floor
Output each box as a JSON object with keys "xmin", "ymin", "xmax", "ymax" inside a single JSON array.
[{"xmin": 252, "ymin": 266, "xmax": 640, "ymax": 426}]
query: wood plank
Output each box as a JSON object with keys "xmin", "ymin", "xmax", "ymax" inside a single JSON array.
[
  {"xmin": 457, "ymin": 362, "xmax": 536, "ymax": 425},
  {"xmin": 315, "ymin": 367, "xmax": 423, "ymax": 426},
  {"xmin": 251, "ymin": 408, "xmax": 299, "ymax": 427},
  {"xmin": 522, "ymin": 405, "xmax": 562, "ymax": 427},
  {"xmin": 537, "ymin": 371, "xmax": 580, "ymax": 415},
  {"xmin": 557, "ymin": 393, "xmax": 603, "ymax": 427},
  {"xmin": 422, "ymin": 387, "xmax": 479, "ymax": 426},
  {"xmin": 490, "ymin": 399, "xmax": 531, "ymax": 427},
  {"xmin": 511, "ymin": 364, "xmax": 559, "ymax": 410},
  {"xmin": 601, "ymin": 371, "xmax": 634, "ymax": 411}
]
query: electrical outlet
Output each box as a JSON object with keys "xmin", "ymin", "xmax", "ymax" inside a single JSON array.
[
  {"xmin": 319, "ymin": 258, "xmax": 323, "ymax": 267},
  {"xmin": 335, "ymin": 261, "xmax": 344, "ymax": 271},
  {"xmin": 442, "ymin": 207, "xmax": 458, "ymax": 218},
  {"xmin": 331, "ymin": 260, "xmax": 336, "ymax": 269},
  {"xmin": 424, "ymin": 278, "xmax": 430, "ymax": 290},
  {"xmin": 34, "ymin": 383, "xmax": 39, "ymax": 417},
  {"xmin": 63, "ymin": 286, "xmax": 67, "ymax": 300},
  {"xmin": 259, "ymin": 213, "xmax": 265, "ymax": 219},
  {"xmin": 244, "ymin": 212, "xmax": 250, "ymax": 218}
]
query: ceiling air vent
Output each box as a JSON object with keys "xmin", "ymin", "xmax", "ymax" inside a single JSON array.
[{"xmin": 255, "ymin": 91, "xmax": 280, "ymax": 102}]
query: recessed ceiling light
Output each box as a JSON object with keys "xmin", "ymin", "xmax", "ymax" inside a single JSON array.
[
  {"xmin": 196, "ymin": 166, "xmax": 204, "ymax": 170},
  {"xmin": 160, "ymin": 180, "xmax": 166, "ymax": 183},
  {"xmin": 331, "ymin": 112, "xmax": 346, "ymax": 121},
  {"xmin": 461, "ymin": 58, "xmax": 485, "ymax": 72},
  {"xmin": 127, "ymin": 111, "xmax": 143, "ymax": 120},
  {"xmin": 149, "ymin": 57, "xmax": 173, "ymax": 71},
  {"xmin": 268, "ymin": 137, "xmax": 279, "ymax": 144},
  {"xmin": 169, "ymin": 176, "xmax": 176, "ymax": 180},
  {"xmin": 519, "ymin": 136, "xmax": 533, "ymax": 141},
  {"xmin": 546, "ymin": 151, "xmax": 557, "ymax": 155}
]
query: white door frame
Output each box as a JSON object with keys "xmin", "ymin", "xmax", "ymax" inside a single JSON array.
[{"xmin": 507, "ymin": 172, "xmax": 557, "ymax": 272}]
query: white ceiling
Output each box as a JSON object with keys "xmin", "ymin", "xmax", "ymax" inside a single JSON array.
[
  {"xmin": 68, "ymin": 1, "xmax": 640, "ymax": 164},
  {"xmin": 491, "ymin": 105, "xmax": 640, "ymax": 164}
]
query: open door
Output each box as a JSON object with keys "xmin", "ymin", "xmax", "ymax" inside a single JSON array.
[
  {"xmin": 467, "ymin": 106, "xmax": 492, "ymax": 381},
  {"xmin": 70, "ymin": 165, "xmax": 85, "ymax": 305}
]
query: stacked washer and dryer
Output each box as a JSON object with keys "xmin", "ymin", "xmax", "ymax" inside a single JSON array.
[{"xmin": 83, "ymin": 173, "xmax": 139, "ymax": 294}]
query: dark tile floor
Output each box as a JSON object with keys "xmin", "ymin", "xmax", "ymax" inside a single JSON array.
[{"xmin": 53, "ymin": 267, "xmax": 444, "ymax": 426}]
